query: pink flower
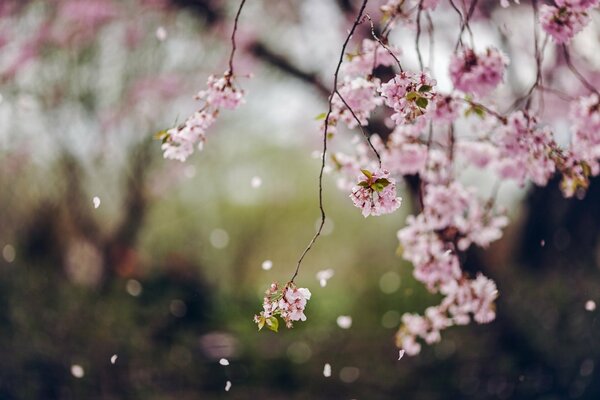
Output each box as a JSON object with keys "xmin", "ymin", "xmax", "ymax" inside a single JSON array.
[
  {"xmin": 539, "ymin": 5, "xmax": 590, "ymax": 44},
  {"xmin": 161, "ymin": 110, "xmax": 216, "ymax": 161},
  {"xmin": 254, "ymin": 282, "xmax": 312, "ymax": 330},
  {"xmin": 449, "ymin": 47, "xmax": 508, "ymax": 97},
  {"xmin": 350, "ymin": 168, "xmax": 402, "ymax": 217},
  {"xmin": 492, "ymin": 111, "xmax": 556, "ymax": 186},
  {"xmin": 556, "ymin": 0, "xmax": 599, "ymax": 11},
  {"xmin": 162, "ymin": 72, "xmax": 245, "ymax": 161},
  {"xmin": 379, "ymin": 71, "xmax": 437, "ymax": 125},
  {"xmin": 197, "ymin": 74, "xmax": 245, "ymax": 110},
  {"xmin": 569, "ymin": 94, "xmax": 600, "ymax": 175}
]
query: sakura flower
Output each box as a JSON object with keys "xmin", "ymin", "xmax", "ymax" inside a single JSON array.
[
  {"xmin": 470, "ymin": 273, "xmax": 498, "ymax": 323},
  {"xmin": 161, "ymin": 72, "xmax": 245, "ymax": 161},
  {"xmin": 449, "ymin": 47, "xmax": 508, "ymax": 97},
  {"xmin": 539, "ymin": 5, "xmax": 590, "ymax": 44},
  {"xmin": 197, "ymin": 73, "xmax": 245, "ymax": 110},
  {"xmin": 431, "ymin": 95, "xmax": 461, "ymax": 123},
  {"xmin": 379, "ymin": 71, "xmax": 437, "ymax": 125},
  {"xmin": 569, "ymin": 94, "xmax": 600, "ymax": 176},
  {"xmin": 492, "ymin": 111, "xmax": 556, "ymax": 186},
  {"xmin": 350, "ymin": 168, "xmax": 402, "ymax": 217},
  {"xmin": 555, "ymin": 0, "xmax": 599, "ymax": 12},
  {"xmin": 254, "ymin": 282, "xmax": 312, "ymax": 330}
]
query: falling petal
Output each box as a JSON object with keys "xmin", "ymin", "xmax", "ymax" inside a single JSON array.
[
  {"xmin": 92, "ymin": 196, "xmax": 101, "ymax": 209},
  {"xmin": 398, "ymin": 349, "xmax": 405, "ymax": 360},
  {"xmin": 219, "ymin": 358, "xmax": 230, "ymax": 366},
  {"xmin": 585, "ymin": 300, "xmax": 596, "ymax": 311},
  {"xmin": 110, "ymin": 355, "xmax": 118, "ymax": 364},
  {"xmin": 261, "ymin": 260, "xmax": 273, "ymax": 271},
  {"xmin": 225, "ymin": 380, "xmax": 232, "ymax": 392},
  {"xmin": 323, "ymin": 363, "xmax": 332, "ymax": 377},
  {"xmin": 71, "ymin": 365, "xmax": 84, "ymax": 378},
  {"xmin": 336, "ymin": 315, "xmax": 352, "ymax": 329}
]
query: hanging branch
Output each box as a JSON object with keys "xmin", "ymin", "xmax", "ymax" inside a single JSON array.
[
  {"xmin": 415, "ymin": 0, "xmax": 424, "ymax": 70},
  {"xmin": 454, "ymin": 0, "xmax": 478, "ymax": 52},
  {"xmin": 334, "ymin": 90, "xmax": 383, "ymax": 165},
  {"xmin": 226, "ymin": 0, "xmax": 247, "ymax": 77},
  {"xmin": 290, "ymin": 0, "xmax": 369, "ymax": 283},
  {"xmin": 365, "ymin": 14, "xmax": 404, "ymax": 71},
  {"xmin": 562, "ymin": 45, "xmax": 600, "ymax": 96}
]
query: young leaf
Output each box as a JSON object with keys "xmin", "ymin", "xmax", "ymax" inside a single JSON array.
[
  {"xmin": 406, "ymin": 91, "xmax": 418, "ymax": 101},
  {"xmin": 267, "ymin": 316, "xmax": 279, "ymax": 332},
  {"xmin": 315, "ymin": 112, "xmax": 327, "ymax": 121},
  {"xmin": 374, "ymin": 178, "xmax": 390, "ymax": 188},
  {"xmin": 416, "ymin": 97, "xmax": 429, "ymax": 109},
  {"xmin": 361, "ymin": 169, "xmax": 373, "ymax": 179},
  {"xmin": 418, "ymin": 85, "xmax": 432, "ymax": 93}
]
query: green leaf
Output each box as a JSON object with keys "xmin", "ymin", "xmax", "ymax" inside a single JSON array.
[
  {"xmin": 257, "ymin": 317, "xmax": 265, "ymax": 331},
  {"xmin": 266, "ymin": 316, "xmax": 279, "ymax": 332},
  {"xmin": 418, "ymin": 85, "xmax": 432, "ymax": 93},
  {"xmin": 374, "ymin": 178, "xmax": 390, "ymax": 188},
  {"xmin": 361, "ymin": 169, "xmax": 373, "ymax": 179},
  {"xmin": 415, "ymin": 97, "xmax": 429, "ymax": 109},
  {"xmin": 358, "ymin": 181, "xmax": 370, "ymax": 188},
  {"xmin": 371, "ymin": 182, "xmax": 385, "ymax": 192},
  {"xmin": 315, "ymin": 112, "xmax": 327, "ymax": 121},
  {"xmin": 406, "ymin": 91, "xmax": 418, "ymax": 101}
]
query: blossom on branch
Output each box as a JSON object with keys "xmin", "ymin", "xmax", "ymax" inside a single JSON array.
[
  {"xmin": 254, "ymin": 282, "xmax": 312, "ymax": 331},
  {"xmin": 350, "ymin": 168, "xmax": 402, "ymax": 217}
]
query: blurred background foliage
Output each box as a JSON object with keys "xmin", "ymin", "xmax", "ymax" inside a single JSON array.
[{"xmin": 0, "ymin": 0, "xmax": 599, "ymax": 399}]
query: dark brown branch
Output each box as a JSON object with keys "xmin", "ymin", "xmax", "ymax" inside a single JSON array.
[
  {"xmin": 334, "ymin": 89, "xmax": 382, "ymax": 165},
  {"xmin": 291, "ymin": 0, "xmax": 370, "ymax": 282},
  {"xmin": 227, "ymin": 0, "xmax": 246, "ymax": 76}
]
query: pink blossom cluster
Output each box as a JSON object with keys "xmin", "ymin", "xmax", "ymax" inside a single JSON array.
[
  {"xmin": 393, "ymin": 181, "xmax": 506, "ymax": 355},
  {"xmin": 492, "ymin": 111, "xmax": 556, "ymax": 186},
  {"xmin": 569, "ymin": 94, "xmax": 600, "ymax": 176},
  {"xmin": 449, "ymin": 47, "xmax": 508, "ymax": 97},
  {"xmin": 161, "ymin": 72, "xmax": 245, "ymax": 162},
  {"xmin": 379, "ymin": 71, "xmax": 437, "ymax": 125},
  {"xmin": 254, "ymin": 282, "xmax": 312, "ymax": 331},
  {"xmin": 350, "ymin": 168, "xmax": 402, "ymax": 217},
  {"xmin": 539, "ymin": 4, "xmax": 591, "ymax": 44}
]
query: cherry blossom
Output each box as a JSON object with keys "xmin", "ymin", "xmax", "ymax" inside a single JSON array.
[
  {"xmin": 539, "ymin": 5, "xmax": 590, "ymax": 44},
  {"xmin": 449, "ymin": 47, "xmax": 508, "ymax": 97},
  {"xmin": 350, "ymin": 168, "xmax": 402, "ymax": 217},
  {"xmin": 379, "ymin": 71, "xmax": 437, "ymax": 125},
  {"xmin": 254, "ymin": 282, "xmax": 312, "ymax": 331}
]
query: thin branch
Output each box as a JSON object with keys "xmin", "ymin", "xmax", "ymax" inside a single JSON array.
[
  {"xmin": 562, "ymin": 45, "xmax": 600, "ymax": 96},
  {"xmin": 291, "ymin": 0, "xmax": 370, "ymax": 283},
  {"xmin": 416, "ymin": 1, "xmax": 424, "ymax": 70},
  {"xmin": 334, "ymin": 89, "xmax": 382, "ymax": 165},
  {"xmin": 365, "ymin": 14, "xmax": 403, "ymax": 72},
  {"xmin": 454, "ymin": 0, "xmax": 478, "ymax": 52},
  {"xmin": 227, "ymin": 0, "xmax": 246, "ymax": 76}
]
